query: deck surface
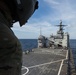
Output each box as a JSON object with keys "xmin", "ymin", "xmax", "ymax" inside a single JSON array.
[{"xmin": 22, "ymin": 48, "xmax": 68, "ymax": 75}]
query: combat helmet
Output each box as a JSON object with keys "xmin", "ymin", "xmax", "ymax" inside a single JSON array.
[{"xmin": 4, "ymin": 0, "xmax": 38, "ymax": 26}]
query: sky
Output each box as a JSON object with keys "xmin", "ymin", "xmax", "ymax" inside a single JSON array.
[{"xmin": 12, "ymin": 0, "xmax": 76, "ymax": 39}]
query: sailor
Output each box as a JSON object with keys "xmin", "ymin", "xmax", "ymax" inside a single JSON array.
[{"xmin": 0, "ymin": 0, "xmax": 38, "ymax": 75}]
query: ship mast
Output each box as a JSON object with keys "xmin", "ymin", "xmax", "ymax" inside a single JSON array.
[
  {"xmin": 59, "ymin": 20, "xmax": 64, "ymax": 34},
  {"xmin": 56, "ymin": 20, "xmax": 67, "ymax": 38}
]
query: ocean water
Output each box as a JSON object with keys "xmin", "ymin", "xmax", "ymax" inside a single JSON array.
[
  {"xmin": 70, "ymin": 39, "xmax": 76, "ymax": 66},
  {"xmin": 19, "ymin": 39, "xmax": 76, "ymax": 66},
  {"xmin": 19, "ymin": 39, "xmax": 38, "ymax": 51}
]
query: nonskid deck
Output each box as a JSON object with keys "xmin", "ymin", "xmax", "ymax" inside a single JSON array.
[{"xmin": 22, "ymin": 48, "xmax": 68, "ymax": 75}]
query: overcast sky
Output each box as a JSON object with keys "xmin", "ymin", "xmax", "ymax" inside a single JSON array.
[{"xmin": 12, "ymin": 0, "xmax": 76, "ymax": 39}]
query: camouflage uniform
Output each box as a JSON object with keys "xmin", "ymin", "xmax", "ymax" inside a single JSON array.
[{"xmin": 0, "ymin": 1, "xmax": 22, "ymax": 75}]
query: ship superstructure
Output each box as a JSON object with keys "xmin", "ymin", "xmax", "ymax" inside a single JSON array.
[{"xmin": 38, "ymin": 21, "xmax": 69, "ymax": 49}]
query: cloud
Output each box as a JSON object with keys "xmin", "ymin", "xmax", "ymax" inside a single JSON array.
[
  {"xmin": 12, "ymin": 0, "xmax": 76, "ymax": 39},
  {"xmin": 12, "ymin": 21, "xmax": 55, "ymax": 39},
  {"xmin": 43, "ymin": 0, "xmax": 60, "ymax": 5},
  {"xmin": 43, "ymin": 0, "xmax": 76, "ymax": 21},
  {"xmin": 12, "ymin": 21, "xmax": 52, "ymax": 32}
]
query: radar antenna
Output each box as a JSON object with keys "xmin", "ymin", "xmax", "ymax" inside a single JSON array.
[
  {"xmin": 55, "ymin": 20, "xmax": 67, "ymax": 38},
  {"xmin": 55, "ymin": 20, "xmax": 67, "ymax": 31}
]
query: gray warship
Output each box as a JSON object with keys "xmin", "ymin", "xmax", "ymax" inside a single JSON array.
[{"xmin": 22, "ymin": 21, "xmax": 76, "ymax": 75}]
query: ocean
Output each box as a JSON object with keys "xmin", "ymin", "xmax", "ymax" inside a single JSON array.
[{"xmin": 19, "ymin": 39, "xmax": 76, "ymax": 67}]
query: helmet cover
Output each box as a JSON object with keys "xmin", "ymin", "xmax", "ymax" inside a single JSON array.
[{"xmin": 16, "ymin": 0, "xmax": 38, "ymax": 26}]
